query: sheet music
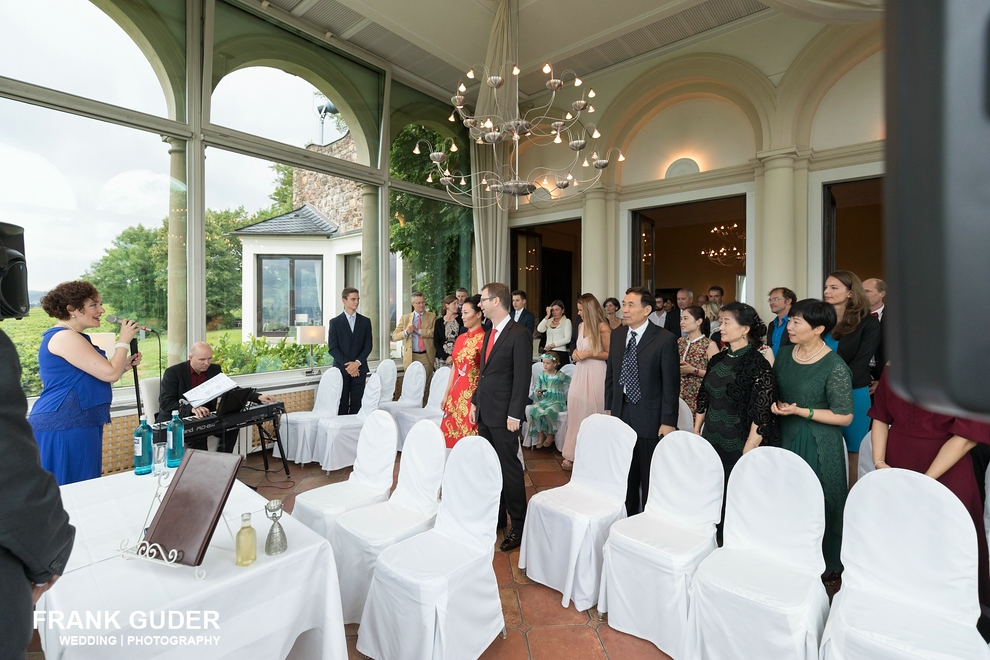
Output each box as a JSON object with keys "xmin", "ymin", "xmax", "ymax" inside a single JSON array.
[{"xmin": 184, "ymin": 373, "xmax": 238, "ymax": 408}]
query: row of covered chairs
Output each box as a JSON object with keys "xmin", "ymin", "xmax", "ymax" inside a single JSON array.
[
  {"xmin": 518, "ymin": 415, "xmax": 988, "ymax": 660},
  {"xmin": 291, "ymin": 411, "xmax": 507, "ymax": 659}
]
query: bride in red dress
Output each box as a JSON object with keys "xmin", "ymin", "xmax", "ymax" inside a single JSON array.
[{"xmin": 440, "ymin": 295, "xmax": 485, "ymax": 448}]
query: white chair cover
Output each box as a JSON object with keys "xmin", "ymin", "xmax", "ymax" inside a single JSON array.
[
  {"xmin": 857, "ymin": 430, "xmax": 875, "ymax": 480},
  {"xmin": 317, "ymin": 373, "xmax": 382, "ymax": 471},
  {"xmin": 357, "ymin": 436, "xmax": 504, "ymax": 660},
  {"xmin": 395, "ymin": 366, "xmax": 450, "ymax": 450},
  {"xmin": 691, "ymin": 446, "xmax": 829, "ymax": 660},
  {"xmin": 519, "ymin": 414, "xmax": 637, "ymax": 610},
  {"xmin": 276, "ymin": 368, "xmax": 342, "ymax": 464},
  {"xmin": 677, "ymin": 397, "xmax": 693, "ymax": 431},
  {"xmin": 139, "ymin": 378, "xmax": 161, "ymax": 421},
  {"xmin": 292, "ymin": 410, "xmax": 398, "ymax": 539},
  {"xmin": 380, "ymin": 360, "xmax": 427, "ymax": 415},
  {"xmin": 598, "ymin": 431, "xmax": 724, "ymax": 658},
  {"xmin": 377, "ymin": 359, "xmax": 398, "ymax": 403},
  {"xmin": 560, "ymin": 363, "xmax": 576, "ymax": 378},
  {"xmin": 820, "ymin": 469, "xmax": 990, "ymax": 660},
  {"xmin": 331, "ymin": 420, "xmax": 447, "ymax": 623}
]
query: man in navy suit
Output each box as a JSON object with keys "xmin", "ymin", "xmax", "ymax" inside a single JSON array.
[
  {"xmin": 510, "ymin": 289, "xmax": 536, "ymax": 335},
  {"xmin": 472, "ymin": 282, "xmax": 532, "ymax": 551},
  {"xmin": 605, "ymin": 287, "xmax": 680, "ymax": 516},
  {"xmin": 328, "ymin": 287, "xmax": 373, "ymax": 415}
]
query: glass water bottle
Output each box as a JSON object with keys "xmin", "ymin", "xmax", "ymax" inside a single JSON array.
[
  {"xmin": 166, "ymin": 410, "xmax": 184, "ymax": 468},
  {"xmin": 133, "ymin": 415, "xmax": 152, "ymax": 475},
  {"xmin": 235, "ymin": 513, "xmax": 257, "ymax": 566}
]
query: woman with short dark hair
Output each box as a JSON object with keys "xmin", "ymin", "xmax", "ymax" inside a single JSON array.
[
  {"xmin": 537, "ymin": 299, "xmax": 571, "ymax": 365},
  {"xmin": 603, "ymin": 297, "xmax": 622, "ymax": 330},
  {"xmin": 434, "ymin": 294, "xmax": 461, "ymax": 370},
  {"xmin": 824, "ymin": 270, "xmax": 881, "ymax": 488},
  {"xmin": 30, "ymin": 281, "xmax": 142, "ymax": 484},
  {"xmin": 695, "ymin": 303, "xmax": 777, "ymax": 487},
  {"xmin": 678, "ymin": 306, "xmax": 718, "ymax": 413},
  {"xmin": 773, "ymin": 298, "xmax": 853, "ymax": 579}
]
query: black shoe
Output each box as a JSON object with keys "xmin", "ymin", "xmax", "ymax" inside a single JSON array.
[{"xmin": 499, "ymin": 528, "xmax": 522, "ymax": 552}]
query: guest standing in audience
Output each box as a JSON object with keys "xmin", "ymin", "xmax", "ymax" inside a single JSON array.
[
  {"xmin": 605, "ymin": 287, "xmax": 680, "ymax": 516},
  {"xmin": 29, "ymin": 281, "xmax": 142, "ymax": 485},
  {"xmin": 773, "ymin": 299, "xmax": 853, "ymax": 580},
  {"xmin": 824, "ymin": 270, "xmax": 881, "ymax": 488},
  {"xmin": 869, "ymin": 371, "xmax": 990, "ymax": 633},
  {"xmin": 537, "ymin": 300, "xmax": 572, "ymax": 365},
  {"xmin": 561, "ymin": 294, "xmax": 611, "ymax": 470},
  {"xmin": 510, "ymin": 290, "xmax": 536, "ymax": 335},
  {"xmin": 652, "ymin": 294, "xmax": 680, "ymax": 334},
  {"xmin": 675, "ymin": 289, "xmax": 693, "ymax": 337},
  {"xmin": 862, "ymin": 277, "xmax": 887, "ymax": 388},
  {"xmin": 678, "ymin": 306, "xmax": 718, "ymax": 413},
  {"xmin": 702, "ymin": 301, "xmax": 722, "ymax": 340},
  {"xmin": 328, "ymin": 287, "xmax": 373, "ymax": 415},
  {"xmin": 695, "ymin": 303, "xmax": 777, "ymax": 485},
  {"xmin": 526, "ymin": 353, "xmax": 571, "ymax": 449},
  {"xmin": 696, "ymin": 294, "xmax": 708, "ymax": 304},
  {"xmin": 708, "ymin": 285, "xmax": 725, "ymax": 308},
  {"xmin": 604, "ymin": 297, "xmax": 622, "ymax": 330},
  {"xmin": 440, "ymin": 296, "xmax": 484, "ymax": 449},
  {"xmin": 392, "ymin": 291, "xmax": 437, "ymax": 400},
  {"xmin": 766, "ymin": 287, "xmax": 796, "ymax": 356},
  {"xmin": 433, "ymin": 294, "xmax": 461, "ymax": 370}
]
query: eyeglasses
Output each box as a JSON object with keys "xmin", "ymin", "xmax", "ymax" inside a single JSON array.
[
  {"xmin": 767, "ymin": 297, "xmax": 784, "ymax": 303},
  {"xmin": 480, "ymin": 296, "xmax": 495, "ymax": 302}
]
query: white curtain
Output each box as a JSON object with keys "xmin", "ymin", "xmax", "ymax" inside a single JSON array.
[
  {"xmin": 760, "ymin": 0, "xmax": 883, "ymax": 24},
  {"xmin": 471, "ymin": 0, "xmax": 512, "ymax": 285}
]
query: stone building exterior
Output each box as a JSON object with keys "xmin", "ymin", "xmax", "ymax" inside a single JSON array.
[{"xmin": 293, "ymin": 132, "xmax": 364, "ymax": 234}]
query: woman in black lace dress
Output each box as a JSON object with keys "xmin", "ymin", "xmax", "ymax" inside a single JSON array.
[{"xmin": 695, "ymin": 303, "xmax": 778, "ymax": 486}]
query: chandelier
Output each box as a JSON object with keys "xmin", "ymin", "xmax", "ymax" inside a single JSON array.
[
  {"xmin": 413, "ymin": 0, "xmax": 623, "ymax": 209},
  {"xmin": 702, "ymin": 223, "xmax": 746, "ymax": 267}
]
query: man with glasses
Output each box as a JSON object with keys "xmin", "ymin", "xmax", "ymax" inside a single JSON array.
[
  {"xmin": 392, "ymin": 291, "xmax": 437, "ymax": 399},
  {"xmin": 766, "ymin": 287, "xmax": 796, "ymax": 356}
]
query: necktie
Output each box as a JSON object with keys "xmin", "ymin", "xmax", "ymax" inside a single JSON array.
[
  {"xmin": 619, "ymin": 331, "xmax": 641, "ymax": 404},
  {"xmin": 415, "ymin": 313, "xmax": 425, "ymax": 351},
  {"xmin": 870, "ymin": 311, "xmax": 879, "ymax": 319},
  {"xmin": 485, "ymin": 328, "xmax": 498, "ymax": 362}
]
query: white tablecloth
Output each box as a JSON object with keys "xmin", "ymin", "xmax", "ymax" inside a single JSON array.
[{"xmin": 38, "ymin": 471, "xmax": 346, "ymax": 659}]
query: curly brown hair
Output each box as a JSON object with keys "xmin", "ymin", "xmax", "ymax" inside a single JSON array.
[{"xmin": 40, "ymin": 281, "xmax": 99, "ymax": 320}]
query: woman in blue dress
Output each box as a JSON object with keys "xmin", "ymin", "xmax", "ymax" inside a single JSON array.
[{"xmin": 30, "ymin": 281, "xmax": 141, "ymax": 485}]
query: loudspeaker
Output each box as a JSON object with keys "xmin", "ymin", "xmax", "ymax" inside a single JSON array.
[
  {"xmin": 0, "ymin": 223, "xmax": 28, "ymax": 321},
  {"xmin": 885, "ymin": 1, "xmax": 990, "ymax": 418}
]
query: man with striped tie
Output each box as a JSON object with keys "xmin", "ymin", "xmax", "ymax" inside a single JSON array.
[{"xmin": 605, "ymin": 287, "xmax": 681, "ymax": 516}]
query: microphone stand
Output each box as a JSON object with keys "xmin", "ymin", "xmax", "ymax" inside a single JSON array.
[{"xmin": 130, "ymin": 337, "xmax": 143, "ymax": 419}]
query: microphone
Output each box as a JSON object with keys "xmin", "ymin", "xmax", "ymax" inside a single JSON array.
[{"xmin": 105, "ymin": 314, "xmax": 154, "ymax": 333}]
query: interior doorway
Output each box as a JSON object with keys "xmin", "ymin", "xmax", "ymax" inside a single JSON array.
[
  {"xmin": 823, "ymin": 177, "xmax": 884, "ymax": 283},
  {"xmin": 632, "ymin": 196, "xmax": 746, "ymax": 304},
  {"xmin": 510, "ymin": 219, "xmax": 581, "ymax": 321}
]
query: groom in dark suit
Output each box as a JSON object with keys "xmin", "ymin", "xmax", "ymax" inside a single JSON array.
[
  {"xmin": 472, "ymin": 282, "xmax": 533, "ymax": 552},
  {"xmin": 605, "ymin": 287, "xmax": 680, "ymax": 516},
  {"xmin": 328, "ymin": 287, "xmax": 373, "ymax": 415}
]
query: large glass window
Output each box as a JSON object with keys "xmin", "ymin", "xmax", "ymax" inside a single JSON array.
[
  {"xmin": 0, "ymin": 0, "xmax": 185, "ymax": 120},
  {"xmin": 211, "ymin": 0, "xmax": 383, "ymax": 166},
  {"xmin": 257, "ymin": 256, "xmax": 323, "ymax": 335},
  {"xmin": 0, "ymin": 97, "xmax": 179, "ymax": 395},
  {"xmin": 389, "ymin": 82, "xmax": 470, "ymax": 188}
]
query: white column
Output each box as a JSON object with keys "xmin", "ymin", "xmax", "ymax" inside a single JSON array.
[
  {"xmin": 756, "ymin": 149, "xmax": 798, "ymax": 302},
  {"xmin": 164, "ymin": 137, "xmax": 187, "ymax": 366},
  {"xmin": 582, "ymin": 187, "xmax": 608, "ymax": 298},
  {"xmin": 360, "ymin": 184, "xmax": 380, "ymax": 360}
]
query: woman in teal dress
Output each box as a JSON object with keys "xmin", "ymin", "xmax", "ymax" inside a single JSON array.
[
  {"xmin": 527, "ymin": 353, "xmax": 571, "ymax": 448},
  {"xmin": 30, "ymin": 281, "xmax": 142, "ymax": 485},
  {"xmin": 772, "ymin": 299, "xmax": 853, "ymax": 578}
]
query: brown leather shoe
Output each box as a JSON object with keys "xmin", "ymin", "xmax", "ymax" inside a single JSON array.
[{"xmin": 499, "ymin": 527, "xmax": 522, "ymax": 552}]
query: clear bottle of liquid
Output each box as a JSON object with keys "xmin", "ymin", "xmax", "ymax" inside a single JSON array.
[
  {"xmin": 235, "ymin": 513, "xmax": 256, "ymax": 566},
  {"xmin": 133, "ymin": 415, "xmax": 152, "ymax": 475},
  {"xmin": 166, "ymin": 410, "xmax": 184, "ymax": 468}
]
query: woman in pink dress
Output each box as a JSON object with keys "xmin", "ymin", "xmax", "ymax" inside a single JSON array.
[{"xmin": 561, "ymin": 294, "xmax": 611, "ymax": 470}]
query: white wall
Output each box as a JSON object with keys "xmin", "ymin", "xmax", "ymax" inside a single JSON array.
[
  {"xmin": 810, "ymin": 51, "xmax": 885, "ymax": 150},
  {"xmin": 239, "ymin": 233, "xmax": 362, "ymax": 340},
  {"xmin": 621, "ymin": 98, "xmax": 757, "ymax": 185}
]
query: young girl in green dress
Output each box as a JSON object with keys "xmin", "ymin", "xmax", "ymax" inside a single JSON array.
[{"xmin": 527, "ymin": 353, "xmax": 571, "ymax": 449}]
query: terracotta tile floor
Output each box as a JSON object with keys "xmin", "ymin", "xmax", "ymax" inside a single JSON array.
[{"xmin": 29, "ymin": 444, "xmax": 673, "ymax": 660}]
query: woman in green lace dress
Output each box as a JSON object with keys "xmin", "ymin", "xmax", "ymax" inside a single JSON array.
[
  {"xmin": 772, "ymin": 299, "xmax": 854, "ymax": 577},
  {"xmin": 695, "ymin": 303, "xmax": 778, "ymax": 525},
  {"xmin": 527, "ymin": 354, "xmax": 571, "ymax": 448}
]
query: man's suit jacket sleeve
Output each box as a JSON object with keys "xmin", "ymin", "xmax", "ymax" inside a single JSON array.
[
  {"xmin": 358, "ymin": 316, "xmax": 373, "ymax": 366},
  {"xmin": 604, "ymin": 330, "xmax": 618, "ymax": 411},
  {"xmin": 522, "ymin": 310, "xmax": 535, "ymax": 335},
  {"xmin": 0, "ymin": 330, "xmax": 74, "ymax": 583},
  {"xmin": 158, "ymin": 365, "xmax": 185, "ymax": 420},
  {"xmin": 391, "ymin": 314, "xmax": 408, "ymax": 342},
  {"xmin": 510, "ymin": 327, "xmax": 532, "ymax": 421},
  {"xmin": 659, "ymin": 333, "xmax": 681, "ymax": 428},
  {"xmin": 327, "ymin": 317, "xmax": 347, "ymax": 367}
]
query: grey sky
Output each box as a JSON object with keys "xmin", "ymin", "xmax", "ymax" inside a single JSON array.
[{"xmin": 0, "ymin": 0, "xmax": 346, "ymax": 291}]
